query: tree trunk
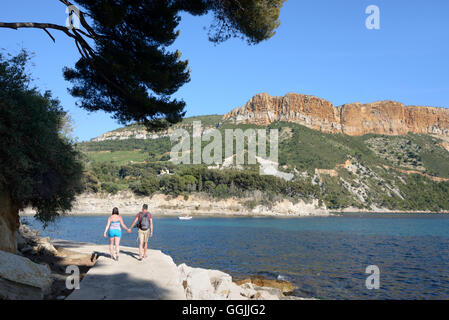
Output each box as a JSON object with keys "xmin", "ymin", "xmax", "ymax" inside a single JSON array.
[{"xmin": 0, "ymin": 185, "xmax": 19, "ymax": 253}]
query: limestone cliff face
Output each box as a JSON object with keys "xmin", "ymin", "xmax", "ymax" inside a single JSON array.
[
  {"xmin": 405, "ymin": 106, "xmax": 449, "ymax": 136},
  {"xmin": 338, "ymin": 101, "xmax": 409, "ymax": 136},
  {"xmin": 92, "ymin": 128, "xmax": 171, "ymax": 142},
  {"xmin": 224, "ymin": 93, "xmax": 449, "ymax": 136},
  {"xmin": 223, "ymin": 93, "xmax": 341, "ymax": 133},
  {"xmin": 92, "ymin": 123, "xmax": 217, "ymax": 142}
]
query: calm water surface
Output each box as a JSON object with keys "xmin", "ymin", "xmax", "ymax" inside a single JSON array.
[{"xmin": 23, "ymin": 213, "xmax": 449, "ymax": 299}]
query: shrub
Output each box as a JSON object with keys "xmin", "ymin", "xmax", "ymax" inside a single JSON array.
[{"xmin": 101, "ymin": 182, "xmax": 119, "ymax": 194}]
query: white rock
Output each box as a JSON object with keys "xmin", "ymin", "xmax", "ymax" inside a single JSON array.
[
  {"xmin": 177, "ymin": 263, "xmax": 289, "ymax": 300},
  {"xmin": 178, "ymin": 263, "xmax": 193, "ymax": 283},
  {"xmin": 207, "ymin": 269, "xmax": 234, "ymax": 299},
  {"xmin": 255, "ymin": 290, "xmax": 281, "ymax": 300},
  {"xmin": 239, "ymin": 283, "xmax": 259, "ymax": 299},
  {"xmin": 227, "ymin": 282, "xmax": 247, "ymax": 300},
  {"xmin": 178, "ymin": 264, "xmax": 248, "ymax": 300},
  {"xmin": 253, "ymin": 286, "xmax": 282, "ymax": 300},
  {"xmin": 36, "ymin": 242, "xmax": 58, "ymax": 256},
  {"xmin": 0, "ymin": 250, "xmax": 53, "ymax": 299},
  {"xmin": 184, "ymin": 268, "xmax": 216, "ymax": 300}
]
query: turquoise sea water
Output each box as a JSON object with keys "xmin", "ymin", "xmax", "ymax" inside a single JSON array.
[{"xmin": 23, "ymin": 213, "xmax": 449, "ymax": 300}]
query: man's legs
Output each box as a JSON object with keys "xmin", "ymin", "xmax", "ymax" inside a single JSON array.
[
  {"xmin": 137, "ymin": 229, "xmax": 149, "ymax": 260},
  {"xmin": 138, "ymin": 241, "xmax": 143, "ymax": 260},
  {"xmin": 143, "ymin": 229, "xmax": 149, "ymax": 258},
  {"xmin": 138, "ymin": 229, "xmax": 144, "ymax": 260}
]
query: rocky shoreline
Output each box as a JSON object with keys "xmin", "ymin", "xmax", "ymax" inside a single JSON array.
[
  {"xmin": 1, "ymin": 224, "xmax": 309, "ymax": 300},
  {"xmin": 333, "ymin": 206, "xmax": 449, "ymax": 214},
  {"xmin": 21, "ymin": 191, "xmax": 330, "ymax": 217},
  {"xmin": 0, "ymin": 224, "xmax": 97, "ymax": 299},
  {"xmin": 19, "ymin": 191, "xmax": 449, "ymax": 218}
]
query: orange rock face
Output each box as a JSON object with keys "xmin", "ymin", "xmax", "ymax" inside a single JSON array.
[
  {"xmin": 339, "ymin": 101, "xmax": 409, "ymax": 136},
  {"xmin": 405, "ymin": 106, "xmax": 449, "ymax": 136},
  {"xmin": 223, "ymin": 93, "xmax": 449, "ymax": 136},
  {"xmin": 223, "ymin": 93, "xmax": 341, "ymax": 133}
]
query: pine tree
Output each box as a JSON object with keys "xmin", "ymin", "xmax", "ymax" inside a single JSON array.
[{"xmin": 0, "ymin": 0, "xmax": 285, "ymax": 129}]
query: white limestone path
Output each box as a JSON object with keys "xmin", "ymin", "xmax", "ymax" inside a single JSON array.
[{"xmin": 53, "ymin": 240, "xmax": 186, "ymax": 300}]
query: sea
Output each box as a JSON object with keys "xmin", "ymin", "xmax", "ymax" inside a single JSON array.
[{"xmin": 22, "ymin": 212, "xmax": 449, "ymax": 300}]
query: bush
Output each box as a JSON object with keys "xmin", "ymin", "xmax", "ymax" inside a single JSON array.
[
  {"xmin": 131, "ymin": 175, "xmax": 159, "ymax": 196},
  {"xmin": 160, "ymin": 175, "xmax": 185, "ymax": 196},
  {"xmin": 84, "ymin": 172, "xmax": 101, "ymax": 193},
  {"xmin": 214, "ymin": 184, "xmax": 229, "ymax": 198},
  {"xmin": 182, "ymin": 175, "xmax": 197, "ymax": 192},
  {"xmin": 204, "ymin": 181, "xmax": 216, "ymax": 193},
  {"xmin": 101, "ymin": 182, "xmax": 119, "ymax": 194}
]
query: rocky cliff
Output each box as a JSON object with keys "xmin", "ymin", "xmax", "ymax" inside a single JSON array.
[
  {"xmin": 21, "ymin": 191, "xmax": 329, "ymax": 217},
  {"xmin": 91, "ymin": 116, "xmax": 221, "ymax": 142},
  {"xmin": 92, "ymin": 127, "xmax": 172, "ymax": 142},
  {"xmin": 223, "ymin": 93, "xmax": 449, "ymax": 136}
]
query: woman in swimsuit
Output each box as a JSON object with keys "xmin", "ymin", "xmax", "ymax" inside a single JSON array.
[{"xmin": 103, "ymin": 207, "xmax": 130, "ymax": 260}]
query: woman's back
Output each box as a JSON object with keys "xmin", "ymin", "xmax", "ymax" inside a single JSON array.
[{"xmin": 109, "ymin": 216, "xmax": 121, "ymax": 230}]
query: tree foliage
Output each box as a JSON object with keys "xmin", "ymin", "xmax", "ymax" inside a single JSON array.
[
  {"xmin": 0, "ymin": 0, "xmax": 285, "ymax": 129},
  {"xmin": 206, "ymin": 0, "xmax": 286, "ymax": 44},
  {"xmin": 0, "ymin": 50, "xmax": 84, "ymax": 222}
]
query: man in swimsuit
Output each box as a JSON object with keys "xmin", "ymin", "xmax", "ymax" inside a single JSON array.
[{"xmin": 129, "ymin": 204, "xmax": 153, "ymax": 261}]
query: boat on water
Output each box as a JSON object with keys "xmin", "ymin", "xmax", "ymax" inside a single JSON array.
[{"xmin": 178, "ymin": 215, "xmax": 192, "ymax": 220}]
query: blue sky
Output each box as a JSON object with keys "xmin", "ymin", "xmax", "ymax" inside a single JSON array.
[{"xmin": 1, "ymin": 0, "xmax": 448, "ymax": 141}]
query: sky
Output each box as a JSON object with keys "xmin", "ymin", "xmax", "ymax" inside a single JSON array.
[{"xmin": 1, "ymin": 0, "xmax": 448, "ymax": 141}]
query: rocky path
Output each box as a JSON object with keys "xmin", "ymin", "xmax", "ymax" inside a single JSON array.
[
  {"xmin": 5, "ymin": 226, "xmax": 304, "ymax": 300},
  {"xmin": 53, "ymin": 240, "xmax": 186, "ymax": 300}
]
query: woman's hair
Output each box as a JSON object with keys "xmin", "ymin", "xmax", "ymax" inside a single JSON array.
[{"xmin": 112, "ymin": 207, "xmax": 119, "ymax": 215}]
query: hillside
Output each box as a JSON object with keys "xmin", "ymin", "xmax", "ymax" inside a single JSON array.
[{"xmin": 78, "ymin": 100, "xmax": 449, "ymax": 213}]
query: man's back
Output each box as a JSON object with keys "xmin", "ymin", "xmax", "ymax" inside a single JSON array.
[{"xmin": 138, "ymin": 211, "xmax": 152, "ymax": 230}]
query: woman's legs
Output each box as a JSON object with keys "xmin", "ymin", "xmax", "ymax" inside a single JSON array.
[
  {"xmin": 114, "ymin": 236, "xmax": 120, "ymax": 259},
  {"xmin": 109, "ymin": 237, "xmax": 115, "ymax": 259}
]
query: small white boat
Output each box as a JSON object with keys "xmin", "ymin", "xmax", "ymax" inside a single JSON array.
[{"xmin": 178, "ymin": 215, "xmax": 192, "ymax": 220}]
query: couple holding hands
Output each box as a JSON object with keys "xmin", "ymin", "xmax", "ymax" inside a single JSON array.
[{"xmin": 103, "ymin": 204, "xmax": 153, "ymax": 261}]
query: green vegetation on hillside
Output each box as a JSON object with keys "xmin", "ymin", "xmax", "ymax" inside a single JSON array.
[
  {"xmin": 84, "ymin": 161, "xmax": 319, "ymax": 206},
  {"xmin": 78, "ymin": 117, "xmax": 449, "ymax": 212},
  {"xmin": 274, "ymin": 122, "xmax": 377, "ymax": 171},
  {"xmin": 86, "ymin": 150, "xmax": 149, "ymax": 165}
]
